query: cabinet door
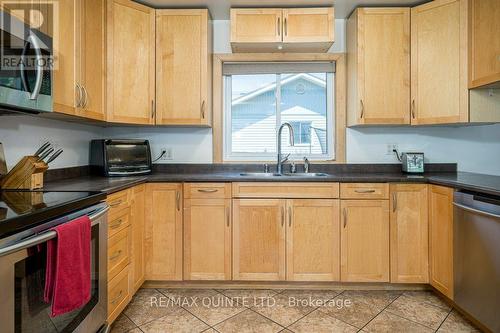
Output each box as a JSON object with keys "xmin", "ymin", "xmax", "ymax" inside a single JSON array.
[
  {"xmin": 77, "ymin": 0, "xmax": 105, "ymax": 120},
  {"xmin": 411, "ymin": 0, "xmax": 468, "ymax": 125},
  {"xmin": 282, "ymin": 8, "xmax": 334, "ymax": 43},
  {"xmin": 429, "ymin": 185, "xmax": 454, "ymax": 299},
  {"xmin": 230, "ymin": 9, "xmax": 282, "ymax": 43},
  {"xmin": 390, "ymin": 184, "xmax": 429, "ymax": 283},
  {"xmin": 348, "ymin": 8, "xmax": 410, "ymax": 125},
  {"xmin": 469, "ymin": 0, "xmax": 500, "ymax": 88},
  {"xmin": 184, "ymin": 198, "xmax": 231, "ymax": 280},
  {"xmin": 232, "ymin": 199, "xmax": 286, "ymax": 281},
  {"xmin": 341, "ymin": 200, "xmax": 390, "ymax": 282},
  {"xmin": 286, "ymin": 199, "xmax": 340, "ymax": 281},
  {"xmin": 145, "ymin": 183, "xmax": 183, "ymax": 280},
  {"xmin": 53, "ymin": 0, "xmax": 78, "ymax": 115},
  {"xmin": 107, "ymin": 0, "xmax": 155, "ymax": 124},
  {"xmin": 131, "ymin": 185, "xmax": 145, "ymax": 292},
  {"xmin": 156, "ymin": 10, "xmax": 211, "ymax": 125}
]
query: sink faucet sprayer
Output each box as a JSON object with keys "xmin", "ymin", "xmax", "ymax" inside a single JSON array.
[{"xmin": 277, "ymin": 122, "xmax": 295, "ymax": 174}]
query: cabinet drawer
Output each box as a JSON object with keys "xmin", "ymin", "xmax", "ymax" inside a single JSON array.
[
  {"xmin": 232, "ymin": 182, "xmax": 339, "ymax": 198},
  {"xmin": 108, "ymin": 207, "xmax": 130, "ymax": 238},
  {"xmin": 108, "ymin": 227, "xmax": 130, "ymax": 280},
  {"xmin": 340, "ymin": 183, "xmax": 389, "ymax": 199},
  {"xmin": 107, "ymin": 190, "xmax": 130, "ymax": 214},
  {"xmin": 108, "ymin": 265, "xmax": 130, "ymax": 323},
  {"xmin": 184, "ymin": 183, "xmax": 231, "ymax": 199}
]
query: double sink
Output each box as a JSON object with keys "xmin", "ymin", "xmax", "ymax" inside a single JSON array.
[{"xmin": 239, "ymin": 172, "xmax": 328, "ymax": 178}]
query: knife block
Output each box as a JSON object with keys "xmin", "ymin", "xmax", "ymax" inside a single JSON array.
[{"xmin": 0, "ymin": 156, "xmax": 48, "ymax": 190}]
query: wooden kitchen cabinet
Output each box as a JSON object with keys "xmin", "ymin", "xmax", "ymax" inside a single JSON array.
[
  {"xmin": 107, "ymin": 0, "xmax": 155, "ymax": 125},
  {"xmin": 145, "ymin": 183, "xmax": 183, "ymax": 280},
  {"xmin": 130, "ymin": 185, "xmax": 146, "ymax": 292},
  {"xmin": 230, "ymin": 9, "xmax": 283, "ymax": 44},
  {"xmin": 429, "ymin": 185, "xmax": 454, "ymax": 299},
  {"xmin": 347, "ymin": 8, "xmax": 410, "ymax": 126},
  {"xmin": 286, "ymin": 199, "xmax": 340, "ymax": 281},
  {"xmin": 232, "ymin": 199, "xmax": 286, "ymax": 281},
  {"xmin": 156, "ymin": 9, "xmax": 212, "ymax": 126},
  {"xmin": 340, "ymin": 200, "xmax": 390, "ymax": 282},
  {"xmin": 282, "ymin": 8, "xmax": 334, "ymax": 45},
  {"xmin": 390, "ymin": 184, "xmax": 429, "ymax": 283},
  {"xmin": 469, "ymin": 0, "xmax": 500, "ymax": 88},
  {"xmin": 411, "ymin": 0, "xmax": 469, "ymax": 125}
]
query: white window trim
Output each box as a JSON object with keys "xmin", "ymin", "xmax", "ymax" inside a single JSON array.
[{"xmin": 223, "ymin": 73, "xmax": 335, "ymax": 162}]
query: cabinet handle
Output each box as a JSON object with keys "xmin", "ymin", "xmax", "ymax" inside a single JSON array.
[
  {"xmin": 411, "ymin": 99, "xmax": 416, "ymax": 119},
  {"xmin": 75, "ymin": 83, "xmax": 82, "ymax": 107},
  {"xmin": 281, "ymin": 206, "xmax": 285, "ymax": 227},
  {"xmin": 284, "ymin": 17, "xmax": 287, "ymax": 36},
  {"xmin": 354, "ymin": 189, "xmax": 376, "ymax": 193},
  {"xmin": 109, "ymin": 219, "xmax": 123, "ymax": 229},
  {"xmin": 288, "ymin": 206, "xmax": 292, "ymax": 227},
  {"xmin": 201, "ymin": 100, "xmax": 206, "ymax": 119},
  {"xmin": 176, "ymin": 191, "xmax": 180, "ymax": 211},
  {"xmin": 392, "ymin": 193, "xmax": 397, "ymax": 212},
  {"xmin": 277, "ymin": 17, "xmax": 280, "ymax": 36},
  {"xmin": 226, "ymin": 206, "xmax": 230, "ymax": 227},
  {"xmin": 151, "ymin": 100, "xmax": 155, "ymax": 119},
  {"xmin": 109, "ymin": 250, "xmax": 122, "ymax": 261},
  {"xmin": 110, "ymin": 290, "xmax": 123, "ymax": 304},
  {"xmin": 360, "ymin": 99, "xmax": 364, "ymax": 119},
  {"xmin": 197, "ymin": 189, "xmax": 218, "ymax": 193},
  {"xmin": 81, "ymin": 86, "xmax": 88, "ymax": 108},
  {"xmin": 343, "ymin": 208, "xmax": 347, "ymax": 228},
  {"xmin": 109, "ymin": 199, "xmax": 123, "ymax": 208}
]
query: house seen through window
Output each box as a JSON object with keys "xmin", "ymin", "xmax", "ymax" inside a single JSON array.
[{"xmin": 223, "ymin": 62, "xmax": 335, "ymax": 161}]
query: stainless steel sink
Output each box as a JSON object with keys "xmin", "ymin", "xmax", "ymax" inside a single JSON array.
[
  {"xmin": 239, "ymin": 172, "xmax": 283, "ymax": 177},
  {"xmin": 282, "ymin": 173, "xmax": 329, "ymax": 177}
]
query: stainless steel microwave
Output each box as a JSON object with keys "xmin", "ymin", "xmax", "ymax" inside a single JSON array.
[{"xmin": 0, "ymin": 9, "xmax": 52, "ymax": 113}]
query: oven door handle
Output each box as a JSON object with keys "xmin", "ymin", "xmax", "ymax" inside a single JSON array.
[
  {"xmin": 453, "ymin": 202, "xmax": 500, "ymax": 219},
  {"xmin": 0, "ymin": 206, "xmax": 109, "ymax": 258}
]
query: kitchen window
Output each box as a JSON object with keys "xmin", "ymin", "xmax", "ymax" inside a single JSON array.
[{"xmin": 223, "ymin": 62, "xmax": 335, "ymax": 161}]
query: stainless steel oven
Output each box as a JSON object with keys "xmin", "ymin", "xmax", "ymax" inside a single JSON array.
[
  {"xmin": 0, "ymin": 203, "xmax": 108, "ymax": 333},
  {"xmin": 0, "ymin": 9, "xmax": 52, "ymax": 113}
]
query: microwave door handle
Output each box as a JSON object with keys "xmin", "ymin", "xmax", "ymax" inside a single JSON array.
[
  {"xmin": 19, "ymin": 40, "xmax": 30, "ymax": 94},
  {"xmin": 26, "ymin": 34, "xmax": 43, "ymax": 100}
]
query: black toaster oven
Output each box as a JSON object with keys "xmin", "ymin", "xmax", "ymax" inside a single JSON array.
[{"xmin": 90, "ymin": 139, "xmax": 152, "ymax": 176}]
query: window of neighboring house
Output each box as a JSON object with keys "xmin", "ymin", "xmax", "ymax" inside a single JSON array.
[{"xmin": 223, "ymin": 62, "xmax": 335, "ymax": 161}]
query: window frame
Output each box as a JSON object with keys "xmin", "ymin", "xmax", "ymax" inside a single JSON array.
[{"xmin": 223, "ymin": 72, "xmax": 334, "ymax": 161}]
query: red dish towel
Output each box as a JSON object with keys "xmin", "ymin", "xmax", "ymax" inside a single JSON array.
[{"xmin": 44, "ymin": 215, "xmax": 91, "ymax": 317}]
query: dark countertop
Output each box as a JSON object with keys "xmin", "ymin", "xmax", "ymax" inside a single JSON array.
[{"xmin": 43, "ymin": 171, "xmax": 500, "ymax": 197}]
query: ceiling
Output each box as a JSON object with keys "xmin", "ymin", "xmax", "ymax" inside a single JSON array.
[{"xmin": 138, "ymin": 0, "xmax": 424, "ymax": 19}]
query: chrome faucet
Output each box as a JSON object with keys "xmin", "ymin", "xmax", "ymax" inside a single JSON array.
[
  {"xmin": 277, "ymin": 122, "xmax": 295, "ymax": 174},
  {"xmin": 303, "ymin": 157, "xmax": 310, "ymax": 173}
]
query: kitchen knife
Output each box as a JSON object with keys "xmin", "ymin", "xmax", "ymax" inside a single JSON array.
[
  {"xmin": 46, "ymin": 149, "xmax": 63, "ymax": 164},
  {"xmin": 34, "ymin": 141, "xmax": 51, "ymax": 157},
  {"xmin": 38, "ymin": 147, "xmax": 54, "ymax": 162}
]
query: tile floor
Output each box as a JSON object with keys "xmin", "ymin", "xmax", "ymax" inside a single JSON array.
[{"xmin": 111, "ymin": 288, "xmax": 481, "ymax": 333}]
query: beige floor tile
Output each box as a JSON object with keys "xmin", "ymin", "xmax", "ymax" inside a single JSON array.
[
  {"xmin": 124, "ymin": 290, "xmax": 182, "ymax": 326},
  {"xmin": 403, "ymin": 291, "xmax": 452, "ymax": 310},
  {"xmin": 214, "ymin": 309, "xmax": 283, "ymax": 333},
  {"xmin": 182, "ymin": 292, "xmax": 246, "ymax": 326},
  {"xmin": 340, "ymin": 290, "xmax": 402, "ymax": 310},
  {"xmin": 437, "ymin": 310, "xmax": 481, "ymax": 333},
  {"xmin": 218, "ymin": 289, "xmax": 281, "ymax": 307},
  {"xmin": 319, "ymin": 296, "xmax": 382, "ymax": 329},
  {"xmin": 110, "ymin": 314, "xmax": 136, "ymax": 333},
  {"xmin": 127, "ymin": 329, "xmax": 143, "ymax": 333},
  {"xmin": 202, "ymin": 329, "xmax": 218, "ymax": 333},
  {"xmin": 363, "ymin": 311, "xmax": 434, "ymax": 333},
  {"xmin": 288, "ymin": 309, "xmax": 358, "ymax": 333},
  {"xmin": 139, "ymin": 308, "xmax": 210, "ymax": 333},
  {"xmin": 252, "ymin": 293, "xmax": 315, "ymax": 327},
  {"xmin": 386, "ymin": 295, "xmax": 449, "ymax": 330}
]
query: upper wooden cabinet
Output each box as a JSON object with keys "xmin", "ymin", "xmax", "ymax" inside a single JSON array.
[
  {"xmin": 411, "ymin": 0, "xmax": 469, "ymax": 125},
  {"xmin": 390, "ymin": 184, "xmax": 429, "ymax": 283},
  {"xmin": 429, "ymin": 185, "xmax": 454, "ymax": 299},
  {"xmin": 107, "ymin": 0, "xmax": 155, "ymax": 125},
  {"xmin": 155, "ymin": 10, "xmax": 212, "ymax": 126},
  {"xmin": 144, "ymin": 183, "xmax": 183, "ymax": 281},
  {"xmin": 347, "ymin": 8, "xmax": 410, "ymax": 126},
  {"xmin": 230, "ymin": 7, "xmax": 334, "ymax": 52},
  {"xmin": 469, "ymin": 0, "xmax": 500, "ymax": 88}
]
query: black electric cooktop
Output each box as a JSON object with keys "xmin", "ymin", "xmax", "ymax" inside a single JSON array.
[{"xmin": 0, "ymin": 190, "xmax": 106, "ymax": 240}]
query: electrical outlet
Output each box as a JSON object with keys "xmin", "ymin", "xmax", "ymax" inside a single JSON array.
[
  {"xmin": 386, "ymin": 144, "xmax": 398, "ymax": 156},
  {"xmin": 160, "ymin": 147, "xmax": 173, "ymax": 160}
]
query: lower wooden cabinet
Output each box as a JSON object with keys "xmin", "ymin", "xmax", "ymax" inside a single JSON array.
[
  {"xmin": 107, "ymin": 265, "xmax": 131, "ymax": 323},
  {"xmin": 340, "ymin": 200, "xmax": 390, "ymax": 282},
  {"xmin": 390, "ymin": 184, "xmax": 429, "ymax": 283},
  {"xmin": 232, "ymin": 199, "xmax": 286, "ymax": 281},
  {"xmin": 130, "ymin": 185, "xmax": 146, "ymax": 292},
  {"xmin": 286, "ymin": 199, "xmax": 340, "ymax": 281},
  {"xmin": 429, "ymin": 185, "xmax": 454, "ymax": 299},
  {"xmin": 145, "ymin": 183, "xmax": 183, "ymax": 280}
]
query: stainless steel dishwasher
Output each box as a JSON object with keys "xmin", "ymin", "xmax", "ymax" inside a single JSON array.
[{"xmin": 453, "ymin": 191, "xmax": 500, "ymax": 333}]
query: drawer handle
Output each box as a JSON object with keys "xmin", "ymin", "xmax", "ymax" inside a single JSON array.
[
  {"xmin": 354, "ymin": 189, "xmax": 376, "ymax": 194},
  {"xmin": 109, "ymin": 199, "xmax": 123, "ymax": 208},
  {"xmin": 109, "ymin": 250, "xmax": 123, "ymax": 261},
  {"xmin": 197, "ymin": 189, "xmax": 218, "ymax": 193},
  {"xmin": 110, "ymin": 290, "xmax": 123, "ymax": 304},
  {"xmin": 109, "ymin": 219, "xmax": 123, "ymax": 229}
]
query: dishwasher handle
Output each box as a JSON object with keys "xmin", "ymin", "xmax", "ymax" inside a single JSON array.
[{"xmin": 453, "ymin": 202, "xmax": 500, "ymax": 219}]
